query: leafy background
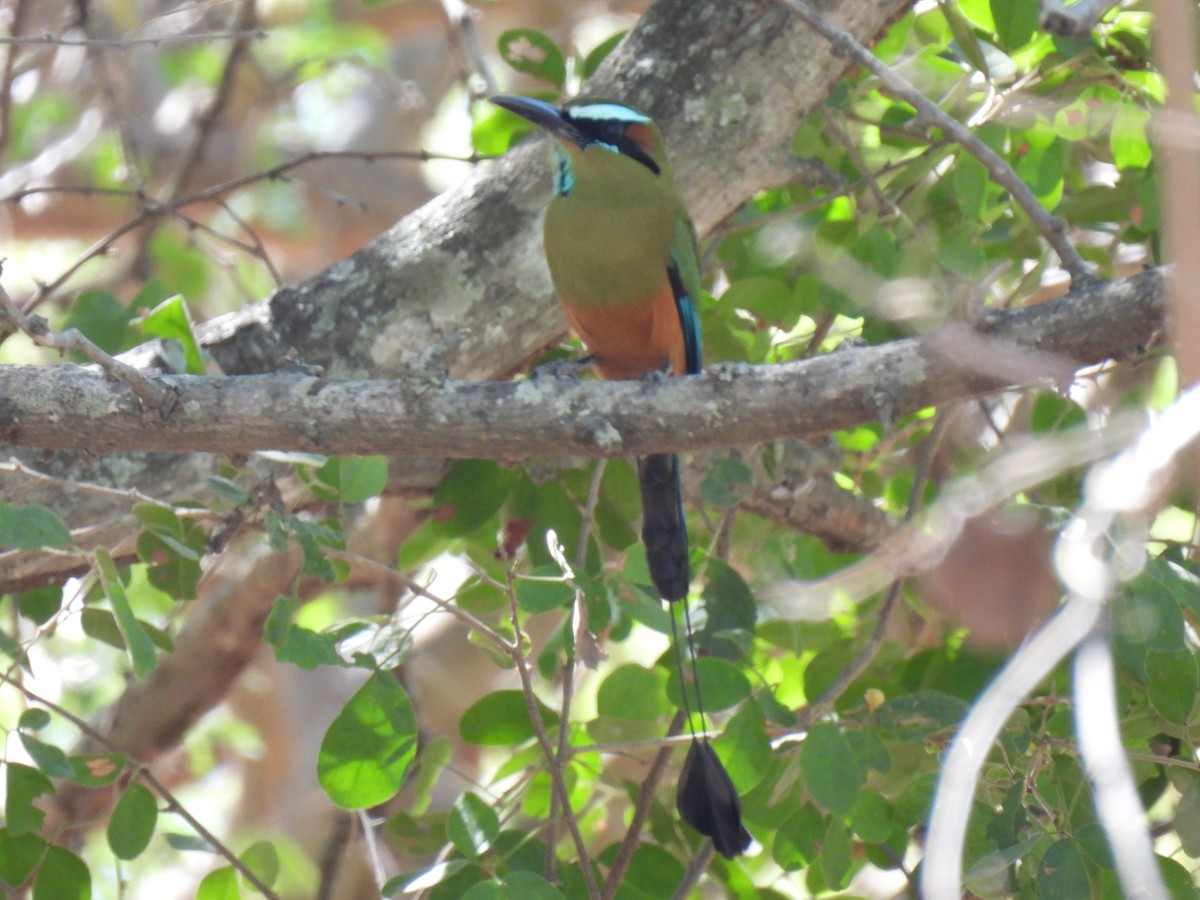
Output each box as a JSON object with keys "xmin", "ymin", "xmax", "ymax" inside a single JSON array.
[{"xmin": 1, "ymin": 0, "xmax": 1196, "ymax": 898}]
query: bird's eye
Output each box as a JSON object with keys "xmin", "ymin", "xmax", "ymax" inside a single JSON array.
[{"xmin": 599, "ymin": 122, "xmax": 624, "ymax": 142}]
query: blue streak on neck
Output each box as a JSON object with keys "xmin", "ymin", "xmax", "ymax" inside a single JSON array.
[{"xmin": 553, "ymin": 144, "xmax": 575, "ymax": 196}]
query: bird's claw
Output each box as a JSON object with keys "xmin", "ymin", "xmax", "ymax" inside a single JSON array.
[{"xmin": 531, "ymin": 355, "xmax": 594, "ymax": 380}]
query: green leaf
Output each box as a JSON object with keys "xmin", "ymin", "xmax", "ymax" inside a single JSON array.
[
  {"xmin": 448, "ymin": 793, "xmax": 500, "ymax": 857},
  {"xmin": 1030, "ymin": 392, "xmax": 1087, "ymax": 433},
  {"xmin": 953, "ymin": 152, "xmax": 990, "ymax": 221},
  {"xmin": 207, "ymin": 475, "xmax": 249, "ymax": 505},
  {"xmin": 876, "ymin": 691, "xmax": 968, "ymax": 739},
  {"xmin": 500, "ymin": 871, "xmax": 566, "ymax": 899},
  {"xmin": 1036, "ymin": 839, "xmax": 1088, "ymax": 898},
  {"xmin": 66, "ymin": 754, "xmax": 125, "ymax": 788},
  {"xmin": 581, "ymin": 32, "xmax": 626, "ymax": 80},
  {"xmin": 989, "ymin": 0, "xmax": 1038, "ymax": 51},
  {"xmin": 1145, "ymin": 648, "xmax": 1197, "ymax": 724},
  {"xmin": 966, "ymin": 834, "xmax": 1042, "ymax": 896},
  {"xmin": 163, "ymin": 832, "xmax": 215, "ymax": 853},
  {"xmin": 240, "ymin": 840, "xmax": 280, "ymax": 889},
  {"xmin": 96, "ymin": 548, "xmax": 159, "ymax": 679},
  {"xmin": 6, "ymin": 763, "xmax": 54, "ymax": 835},
  {"xmin": 19, "ymin": 734, "xmax": 74, "ymax": 779},
  {"xmin": 64, "ymin": 288, "xmax": 132, "ymax": 355},
  {"xmin": 108, "ymin": 783, "xmax": 158, "ymax": 860},
  {"xmin": 196, "ymin": 865, "xmax": 240, "ymax": 900},
  {"xmin": 0, "ymin": 830, "xmax": 46, "ymax": 886},
  {"xmin": 497, "ymin": 30, "xmax": 566, "ymax": 87},
  {"xmin": 318, "ymin": 672, "xmax": 418, "ymax": 809},
  {"xmin": 699, "ymin": 458, "xmax": 754, "ymax": 507},
  {"xmin": 774, "ymin": 804, "xmax": 826, "ymax": 871},
  {"xmin": 17, "ymin": 586, "xmax": 63, "ymax": 625},
  {"xmin": 459, "ymin": 690, "xmax": 559, "ymax": 746},
  {"xmin": 32, "ymin": 846, "xmax": 91, "ymax": 900},
  {"xmin": 409, "ymin": 735, "xmax": 453, "ymax": 816},
  {"xmin": 81, "ymin": 608, "xmax": 126, "ymax": 650},
  {"xmin": 0, "ymin": 503, "xmax": 71, "ymax": 550},
  {"xmin": 136, "ymin": 294, "xmax": 205, "ymax": 375},
  {"xmin": 666, "ymin": 656, "xmax": 751, "ymax": 713},
  {"xmin": 713, "ymin": 702, "xmax": 773, "ymax": 791},
  {"xmin": 820, "ymin": 817, "xmax": 854, "ymax": 889},
  {"xmin": 940, "ymin": 0, "xmax": 989, "ymax": 74},
  {"xmin": 264, "ymin": 595, "xmax": 349, "ymax": 670},
  {"xmin": 433, "ymin": 460, "xmax": 515, "ymax": 536},
  {"xmin": 0, "ymin": 628, "xmax": 28, "ymax": 669},
  {"xmin": 721, "ymin": 276, "xmax": 799, "ymax": 331},
  {"xmin": 849, "ymin": 790, "xmax": 894, "ymax": 843},
  {"xmin": 607, "ymin": 844, "xmax": 684, "ymax": 898},
  {"xmin": 516, "ymin": 567, "xmax": 574, "ymax": 613},
  {"xmin": 699, "ymin": 559, "xmax": 757, "ymax": 659},
  {"xmin": 19, "ymin": 708, "xmax": 51, "ymax": 730},
  {"xmin": 1111, "ymin": 103, "xmax": 1152, "ymax": 170},
  {"xmin": 801, "ymin": 723, "xmax": 864, "ymax": 816},
  {"xmin": 596, "ymin": 664, "xmax": 668, "ymax": 722},
  {"xmin": 1176, "ymin": 777, "xmax": 1200, "ymax": 857},
  {"xmin": 316, "ymin": 456, "xmax": 389, "ymax": 503}
]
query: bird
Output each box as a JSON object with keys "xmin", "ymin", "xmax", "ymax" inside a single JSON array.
[{"xmin": 490, "ymin": 94, "xmax": 751, "ymax": 859}]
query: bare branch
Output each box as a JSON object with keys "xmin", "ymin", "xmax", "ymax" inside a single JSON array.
[
  {"xmin": 0, "ymin": 267, "xmax": 1167, "ymax": 458},
  {"xmin": 0, "ymin": 277, "xmax": 175, "ymax": 411},
  {"xmin": 776, "ymin": 0, "xmax": 1095, "ymax": 286},
  {"xmin": 1040, "ymin": 0, "xmax": 1120, "ymax": 37},
  {"xmin": 0, "ymin": 29, "xmax": 268, "ymax": 47},
  {"xmin": 922, "ymin": 383, "xmax": 1200, "ymax": 899},
  {"xmin": 6, "ymin": 677, "xmax": 281, "ymax": 899}
]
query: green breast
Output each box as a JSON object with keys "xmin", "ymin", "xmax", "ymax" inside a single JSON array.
[{"xmin": 543, "ymin": 147, "xmax": 682, "ymax": 308}]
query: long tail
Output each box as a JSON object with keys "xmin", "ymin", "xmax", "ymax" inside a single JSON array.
[
  {"xmin": 641, "ymin": 453, "xmax": 753, "ymax": 858},
  {"xmin": 637, "ymin": 453, "xmax": 689, "ymax": 602}
]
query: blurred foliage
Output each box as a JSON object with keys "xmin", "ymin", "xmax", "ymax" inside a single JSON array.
[{"xmin": 1, "ymin": 0, "xmax": 1197, "ymax": 898}]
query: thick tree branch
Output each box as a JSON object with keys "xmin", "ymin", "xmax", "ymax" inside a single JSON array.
[
  {"xmin": 0, "ymin": 267, "xmax": 1167, "ymax": 459},
  {"xmin": 1, "ymin": 0, "xmax": 914, "ymax": 589}
]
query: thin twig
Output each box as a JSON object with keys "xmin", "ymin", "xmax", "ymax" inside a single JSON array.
[
  {"xmin": 162, "ymin": 0, "xmax": 257, "ymax": 201},
  {"xmin": 315, "ymin": 812, "xmax": 352, "ymax": 900},
  {"xmin": 599, "ymin": 711, "xmax": 687, "ymax": 900},
  {"xmin": 775, "ymin": 0, "xmax": 1094, "ymax": 286},
  {"xmin": 17, "ymin": 147, "xmax": 481, "ymax": 311},
  {"xmin": 504, "ymin": 568, "xmax": 600, "ymax": 900},
  {"xmin": 817, "ymin": 105, "xmax": 895, "ymax": 216},
  {"xmin": 0, "ymin": 275, "xmax": 173, "ymax": 410},
  {"xmin": 4, "ymin": 676, "xmax": 281, "ymax": 899},
  {"xmin": 0, "ymin": 456, "xmax": 215, "ymax": 516},
  {"xmin": 787, "ymin": 408, "xmax": 954, "ymax": 734},
  {"xmin": 545, "ymin": 460, "xmax": 608, "ymax": 880},
  {"xmin": 1040, "ymin": 0, "xmax": 1120, "ymax": 37},
  {"xmin": 669, "ymin": 842, "xmax": 714, "ymax": 900},
  {"xmin": 922, "ymin": 385, "xmax": 1200, "ymax": 898},
  {"xmin": 438, "ymin": 0, "xmax": 497, "ymax": 98},
  {"xmin": 0, "ymin": 29, "xmax": 268, "ymax": 47},
  {"xmin": 0, "ymin": 0, "xmax": 30, "ymax": 161},
  {"xmin": 325, "ymin": 550, "xmax": 512, "ymax": 654}
]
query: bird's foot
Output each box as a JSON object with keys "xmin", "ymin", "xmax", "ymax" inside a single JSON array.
[
  {"xmin": 639, "ymin": 360, "xmax": 673, "ymax": 387},
  {"xmin": 530, "ymin": 355, "xmax": 595, "ymax": 380}
]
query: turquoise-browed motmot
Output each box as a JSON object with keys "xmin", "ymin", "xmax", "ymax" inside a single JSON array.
[{"xmin": 490, "ymin": 94, "xmax": 751, "ymax": 859}]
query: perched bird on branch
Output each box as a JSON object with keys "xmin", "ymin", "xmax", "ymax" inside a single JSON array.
[{"xmin": 491, "ymin": 93, "xmax": 751, "ymax": 859}]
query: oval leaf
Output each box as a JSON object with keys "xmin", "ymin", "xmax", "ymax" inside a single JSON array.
[
  {"xmin": 108, "ymin": 782, "xmax": 158, "ymax": 860},
  {"xmin": 0, "ymin": 504, "xmax": 71, "ymax": 550},
  {"xmin": 318, "ymin": 672, "xmax": 418, "ymax": 809},
  {"xmin": 448, "ymin": 793, "xmax": 500, "ymax": 857},
  {"xmin": 459, "ymin": 690, "xmax": 559, "ymax": 746},
  {"xmin": 497, "ymin": 29, "xmax": 566, "ymax": 87},
  {"xmin": 801, "ymin": 722, "xmax": 865, "ymax": 816},
  {"xmin": 32, "ymin": 846, "xmax": 90, "ymax": 900},
  {"xmin": 667, "ymin": 656, "xmax": 751, "ymax": 713}
]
